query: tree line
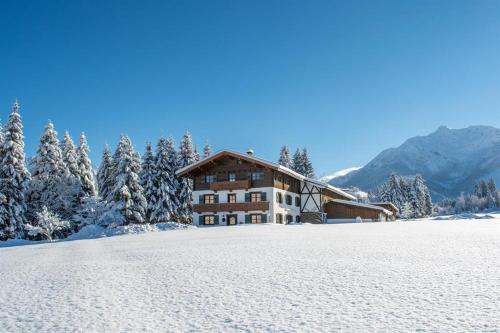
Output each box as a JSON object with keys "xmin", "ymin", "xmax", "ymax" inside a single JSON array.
[
  {"xmin": 0, "ymin": 102, "xmax": 211, "ymax": 241},
  {"xmin": 371, "ymin": 174, "xmax": 433, "ymax": 219},
  {"xmin": 435, "ymin": 178, "xmax": 499, "ymax": 215},
  {"xmin": 278, "ymin": 145, "xmax": 315, "ymax": 178}
]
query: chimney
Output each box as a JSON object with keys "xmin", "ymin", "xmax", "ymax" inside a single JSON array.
[{"xmin": 246, "ymin": 149, "xmax": 254, "ymax": 156}]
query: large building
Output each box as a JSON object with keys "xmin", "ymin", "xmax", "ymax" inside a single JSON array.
[{"xmin": 176, "ymin": 150, "xmax": 394, "ymax": 226}]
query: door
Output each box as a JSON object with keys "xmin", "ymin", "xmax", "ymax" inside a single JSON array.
[{"xmin": 227, "ymin": 215, "xmax": 238, "ymax": 225}]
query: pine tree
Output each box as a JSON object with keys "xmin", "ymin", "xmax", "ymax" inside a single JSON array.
[
  {"xmin": 109, "ymin": 135, "xmax": 147, "ymax": 224},
  {"xmin": 177, "ymin": 131, "xmax": 196, "ymax": 222},
  {"xmin": 292, "ymin": 148, "xmax": 303, "ymax": 174},
  {"xmin": 61, "ymin": 131, "xmax": 80, "ymax": 179},
  {"xmin": 301, "ymin": 148, "xmax": 315, "ymax": 178},
  {"xmin": 97, "ymin": 144, "xmax": 114, "ymax": 201},
  {"xmin": 150, "ymin": 137, "xmax": 178, "ymax": 223},
  {"xmin": 27, "ymin": 121, "xmax": 77, "ymax": 219},
  {"xmin": 140, "ymin": 142, "xmax": 155, "ymax": 222},
  {"xmin": 0, "ymin": 101, "xmax": 31, "ymax": 239},
  {"xmin": 400, "ymin": 202, "xmax": 413, "ymax": 220},
  {"xmin": 203, "ymin": 143, "xmax": 212, "ymax": 158},
  {"xmin": 410, "ymin": 175, "xmax": 428, "ymax": 218},
  {"xmin": 278, "ymin": 146, "xmax": 291, "ymax": 168},
  {"xmin": 78, "ymin": 132, "xmax": 97, "ymax": 197}
]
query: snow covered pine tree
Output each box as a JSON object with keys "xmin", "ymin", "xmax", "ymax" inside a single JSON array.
[
  {"xmin": 203, "ymin": 143, "xmax": 212, "ymax": 158},
  {"xmin": 177, "ymin": 131, "xmax": 197, "ymax": 223},
  {"xmin": 78, "ymin": 132, "xmax": 97, "ymax": 197},
  {"xmin": 278, "ymin": 146, "xmax": 291, "ymax": 168},
  {"xmin": 140, "ymin": 142, "xmax": 155, "ymax": 222},
  {"xmin": 97, "ymin": 144, "xmax": 114, "ymax": 201},
  {"xmin": 109, "ymin": 135, "xmax": 147, "ymax": 224},
  {"xmin": 0, "ymin": 101, "xmax": 31, "ymax": 240}
]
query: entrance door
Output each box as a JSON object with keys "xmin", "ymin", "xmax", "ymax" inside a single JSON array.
[{"xmin": 227, "ymin": 215, "xmax": 238, "ymax": 225}]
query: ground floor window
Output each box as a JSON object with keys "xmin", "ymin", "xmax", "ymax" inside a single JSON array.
[
  {"xmin": 286, "ymin": 214, "xmax": 293, "ymax": 224},
  {"xmin": 202, "ymin": 215, "xmax": 218, "ymax": 225},
  {"xmin": 251, "ymin": 214, "xmax": 262, "ymax": 224},
  {"xmin": 295, "ymin": 215, "xmax": 300, "ymax": 223},
  {"xmin": 276, "ymin": 213, "xmax": 283, "ymax": 224}
]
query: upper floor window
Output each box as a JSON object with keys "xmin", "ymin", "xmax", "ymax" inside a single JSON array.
[
  {"xmin": 248, "ymin": 171, "xmax": 264, "ymax": 181},
  {"xmin": 285, "ymin": 194, "xmax": 292, "ymax": 205},
  {"xmin": 228, "ymin": 193, "xmax": 236, "ymax": 203},
  {"xmin": 276, "ymin": 192, "xmax": 283, "ymax": 203},
  {"xmin": 204, "ymin": 194, "xmax": 215, "ymax": 204},
  {"xmin": 205, "ymin": 175, "xmax": 216, "ymax": 183},
  {"xmin": 250, "ymin": 192, "xmax": 262, "ymax": 202},
  {"xmin": 295, "ymin": 196, "xmax": 300, "ymax": 207},
  {"xmin": 228, "ymin": 173, "xmax": 236, "ymax": 182}
]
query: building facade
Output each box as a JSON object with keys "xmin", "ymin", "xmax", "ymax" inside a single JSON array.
[{"xmin": 176, "ymin": 150, "xmax": 394, "ymax": 225}]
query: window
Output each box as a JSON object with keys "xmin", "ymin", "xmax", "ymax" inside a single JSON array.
[
  {"xmin": 249, "ymin": 171, "xmax": 264, "ymax": 181},
  {"xmin": 250, "ymin": 192, "xmax": 262, "ymax": 202},
  {"xmin": 205, "ymin": 175, "xmax": 216, "ymax": 183},
  {"xmin": 204, "ymin": 194, "xmax": 215, "ymax": 204},
  {"xmin": 203, "ymin": 215, "xmax": 215, "ymax": 225},
  {"xmin": 286, "ymin": 215, "xmax": 293, "ymax": 224},
  {"xmin": 276, "ymin": 213, "xmax": 283, "ymax": 224},
  {"xmin": 276, "ymin": 192, "xmax": 283, "ymax": 203},
  {"xmin": 251, "ymin": 214, "xmax": 262, "ymax": 224},
  {"xmin": 228, "ymin": 193, "xmax": 236, "ymax": 203},
  {"xmin": 295, "ymin": 197, "xmax": 300, "ymax": 207},
  {"xmin": 285, "ymin": 194, "xmax": 292, "ymax": 205},
  {"xmin": 228, "ymin": 173, "xmax": 236, "ymax": 182},
  {"xmin": 295, "ymin": 215, "xmax": 300, "ymax": 223}
]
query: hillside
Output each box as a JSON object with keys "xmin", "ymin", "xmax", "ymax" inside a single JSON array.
[{"xmin": 330, "ymin": 126, "xmax": 500, "ymax": 199}]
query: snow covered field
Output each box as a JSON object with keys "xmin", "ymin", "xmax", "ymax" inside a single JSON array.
[{"xmin": 1, "ymin": 220, "xmax": 499, "ymax": 332}]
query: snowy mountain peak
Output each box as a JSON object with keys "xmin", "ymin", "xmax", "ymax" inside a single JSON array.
[
  {"xmin": 319, "ymin": 167, "xmax": 362, "ymax": 183},
  {"xmin": 329, "ymin": 125, "xmax": 500, "ymax": 200}
]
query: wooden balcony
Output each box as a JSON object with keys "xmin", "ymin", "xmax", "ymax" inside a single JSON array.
[
  {"xmin": 209, "ymin": 180, "xmax": 250, "ymax": 191},
  {"xmin": 193, "ymin": 201, "xmax": 269, "ymax": 213}
]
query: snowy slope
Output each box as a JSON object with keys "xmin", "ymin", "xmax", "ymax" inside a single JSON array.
[
  {"xmin": 330, "ymin": 125, "xmax": 500, "ymax": 199},
  {"xmin": 1, "ymin": 221, "xmax": 499, "ymax": 332},
  {"xmin": 319, "ymin": 166, "xmax": 362, "ymax": 183}
]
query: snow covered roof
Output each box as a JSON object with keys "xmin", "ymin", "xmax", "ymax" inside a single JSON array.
[
  {"xmin": 327, "ymin": 199, "xmax": 393, "ymax": 216},
  {"xmin": 176, "ymin": 149, "xmax": 356, "ymax": 200},
  {"xmin": 369, "ymin": 202, "xmax": 399, "ymax": 212}
]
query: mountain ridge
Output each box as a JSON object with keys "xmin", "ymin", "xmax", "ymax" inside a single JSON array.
[{"xmin": 329, "ymin": 125, "xmax": 500, "ymax": 200}]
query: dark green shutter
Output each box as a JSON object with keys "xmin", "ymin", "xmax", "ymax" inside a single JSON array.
[
  {"xmin": 261, "ymin": 192, "xmax": 267, "ymax": 201},
  {"xmin": 199, "ymin": 195, "xmax": 204, "ymax": 204},
  {"xmin": 261, "ymin": 214, "xmax": 267, "ymax": 223},
  {"xmin": 198, "ymin": 215, "xmax": 204, "ymax": 225},
  {"xmin": 214, "ymin": 195, "xmax": 219, "ymax": 203},
  {"xmin": 214, "ymin": 215, "xmax": 219, "ymax": 224},
  {"xmin": 245, "ymin": 215, "xmax": 250, "ymax": 224},
  {"xmin": 245, "ymin": 193, "xmax": 250, "ymax": 202}
]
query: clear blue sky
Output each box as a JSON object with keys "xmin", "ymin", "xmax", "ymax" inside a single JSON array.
[{"xmin": 1, "ymin": 0, "xmax": 499, "ymax": 176}]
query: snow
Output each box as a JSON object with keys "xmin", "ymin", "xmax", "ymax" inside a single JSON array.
[
  {"xmin": 1, "ymin": 220, "xmax": 499, "ymax": 332},
  {"xmin": 319, "ymin": 166, "xmax": 362, "ymax": 182}
]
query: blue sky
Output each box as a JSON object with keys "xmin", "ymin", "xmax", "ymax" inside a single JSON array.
[{"xmin": 1, "ymin": 0, "xmax": 499, "ymax": 176}]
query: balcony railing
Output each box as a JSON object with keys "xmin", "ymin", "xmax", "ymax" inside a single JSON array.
[
  {"xmin": 209, "ymin": 180, "xmax": 250, "ymax": 191},
  {"xmin": 193, "ymin": 201, "xmax": 269, "ymax": 213}
]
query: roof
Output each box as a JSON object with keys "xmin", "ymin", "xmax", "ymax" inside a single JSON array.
[
  {"xmin": 369, "ymin": 202, "xmax": 399, "ymax": 212},
  {"xmin": 175, "ymin": 149, "xmax": 356, "ymax": 200},
  {"xmin": 326, "ymin": 199, "xmax": 393, "ymax": 216}
]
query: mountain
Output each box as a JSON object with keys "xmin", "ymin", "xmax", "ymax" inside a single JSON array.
[
  {"xmin": 319, "ymin": 167, "xmax": 362, "ymax": 183},
  {"xmin": 329, "ymin": 125, "xmax": 500, "ymax": 200}
]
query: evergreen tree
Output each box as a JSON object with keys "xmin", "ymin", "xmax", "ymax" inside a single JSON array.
[
  {"xmin": 61, "ymin": 131, "xmax": 80, "ymax": 179},
  {"xmin": 278, "ymin": 146, "xmax": 291, "ymax": 168},
  {"xmin": 292, "ymin": 148, "xmax": 303, "ymax": 174},
  {"xmin": 150, "ymin": 137, "xmax": 178, "ymax": 223},
  {"xmin": 301, "ymin": 148, "xmax": 315, "ymax": 178},
  {"xmin": 97, "ymin": 144, "xmax": 114, "ymax": 201},
  {"xmin": 78, "ymin": 133, "xmax": 97, "ymax": 197},
  {"xmin": 27, "ymin": 121, "xmax": 77, "ymax": 219},
  {"xmin": 177, "ymin": 131, "xmax": 196, "ymax": 222},
  {"xmin": 140, "ymin": 142, "xmax": 155, "ymax": 221},
  {"xmin": 203, "ymin": 143, "xmax": 212, "ymax": 158},
  {"xmin": 194, "ymin": 146, "xmax": 201, "ymax": 162},
  {"xmin": 109, "ymin": 135, "xmax": 147, "ymax": 224},
  {"xmin": 400, "ymin": 202, "xmax": 413, "ymax": 220},
  {"xmin": 0, "ymin": 101, "xmax": 31, "ymax": 239}
]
